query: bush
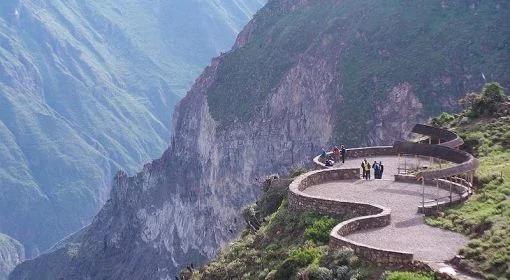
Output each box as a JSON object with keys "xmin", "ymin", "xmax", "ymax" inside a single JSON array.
[
  {"xmin": 308, "ymin": 266, "xmax": 334, "ymax": 280},
  {"xmin": 289, "ymin": 245, "xmax": 324, "ymax": 266},
  {"xmin": 336, "ymin": 265, "xmax": 351, "ymax": 280},
  {"xmin": 385, "ymin": 271, "xmax": 435, "ymax": 280},
  {"xmin": 320, "ymin": 249, "xmax": 353, "ymax": 267},
  {"xmin": 432, "ymin": 112, "xmax": 455, "ymax": 126},
  {"xmin": 463, "ymin": 82, "xmax": 508, "ymax": 118},
  {"xmin": 274, "ymin": 258, "xmax": 301, "ymax": 279},
  {"xmin": 304, "ymin": 216, "xmax": 338, "ymax": 244}
]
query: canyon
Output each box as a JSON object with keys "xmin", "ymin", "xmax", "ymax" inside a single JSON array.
[{"xmin": 8, "ymin": 0, "xmax": 510, "ymax": 279}]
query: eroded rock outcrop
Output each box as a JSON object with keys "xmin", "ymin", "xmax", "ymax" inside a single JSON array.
[{"xmin": 0, "ymin": 234, "xmax": 24, "ymax": 280}]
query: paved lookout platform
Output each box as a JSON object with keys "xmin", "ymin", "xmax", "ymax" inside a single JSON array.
[{"xmin": 288, "ymin": 124, "xmax": 480, "ymax": 279}]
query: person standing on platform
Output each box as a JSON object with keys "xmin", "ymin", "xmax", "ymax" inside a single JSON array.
[
  {"xmin": 341, "ymin": 145, "xmax": 346, "ymax": 163},
  {"xmin": 333, "ymin": 146, "xmax": 340, "ymax": 162}
]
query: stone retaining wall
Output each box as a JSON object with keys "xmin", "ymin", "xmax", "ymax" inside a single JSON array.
[
  {"xmin": 288, "ymin": 168, "xmax": 414, "ymax": 265},
  {"xmin": 412, "ymin": 124, "xmax": 464, "ymax": 148},
  {"xmin": 313, "ymin": 146, "xmax": 396, "ymax": 169},
  {"xmin": 394, "ymin": 141, "xmax": 479, "ymax": 180},
  {"xmin": 299, "ymin": 125, "xmax": 477, "ymax": 266},
  {"xmin": 346, "ymin": 146, "xmax": 396, "ymax": 158}
]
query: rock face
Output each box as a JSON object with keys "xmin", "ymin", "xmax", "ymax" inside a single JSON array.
[
  {"xmin": 0, "ymin": 0, "xmax": 264, "ymax": 268},
  {"xmin": 10, "ymin": 0, "xmax": 510, "ymax": 279},
  {"xmin": 0, "ymin": 234, "xmax": 24, "ymax": 280}
]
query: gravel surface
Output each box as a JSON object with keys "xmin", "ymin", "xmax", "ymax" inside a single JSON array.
[{"xmin": 305, "ymin": 156, "xmax": 469, "ymax": 263}]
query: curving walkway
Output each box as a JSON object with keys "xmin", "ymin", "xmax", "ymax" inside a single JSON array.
[
  {"xmin": 304, "ymin": 156, "xmax": 468, "ymax": 262},
  {"xmin": 290, "ymin": 124, "xmax": 480, "ymax": 279}
]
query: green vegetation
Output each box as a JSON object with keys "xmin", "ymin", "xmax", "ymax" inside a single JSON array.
[
  {"xmin": 304, "ymin": 216, "xmax": 338, "ymax": 244},
  {"xmin": 431, "ymin": 112, "xmax": 455, "ymax": 127},
  {"xmin": 187, "ymin": 177, "xmax": 374, "ymax": 280},
  {"xmin": 205, "ymin": 0, "xmax": 509, "ymax": 147},
  {"xmin": 384, "ymin": 271, "xmax": 434, "ymax": 280},
  {"xmin": 426, "ymin": 83, "xmax": 510, "ymax": 279}
]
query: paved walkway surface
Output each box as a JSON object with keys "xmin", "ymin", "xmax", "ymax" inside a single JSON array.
[{"xmin": 306, "ymin": 156, "xmax": 478, "ymax": 279}]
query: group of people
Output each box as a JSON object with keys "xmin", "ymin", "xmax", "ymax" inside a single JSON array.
[
  {"xmin": 361, "ymin": 159, "xmax": 384, "ymax": 180},
  {"xmin": 320, "ymin": 147, "xmax": 384, "ymax": 180},
  {"xmin": 320, "ymin": 145, "xmax": 347, "ymax": 166}
]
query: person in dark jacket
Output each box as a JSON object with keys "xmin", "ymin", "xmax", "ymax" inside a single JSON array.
[
  {"xmin": 379, "ymin": 161, "xmax": 384, "ymax": 178},
  {"xmin": 341, "ymin": 145, "xmax": 346, "ymax": 163},
  {"xmin": 320, "ymin": 149, "xmax": 327, "ymax": 162},
  {"xmin": 373, "ymin": 161, "xmax": 380, "ymax": 179},
  {"xmin": 361, "ymin": 160, "xmax": 366, "ymax": 179}
]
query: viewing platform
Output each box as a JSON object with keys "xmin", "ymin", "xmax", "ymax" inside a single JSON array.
[{"xmin": 289, "ymin": 124, "xmax": 480, "ymax": 279}]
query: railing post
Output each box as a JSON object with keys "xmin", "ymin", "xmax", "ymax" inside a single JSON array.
[
  {"xmin": 415, "ymin": 154, "xmax": 418, "ymax": 172},
  {"xmin": 397, "ymin": 153, "xmax": 401, "ymax": 174},
  {"xmin": 422, "ymin": 177, "xmax": 425, "ymax": 210},
  {"xmin": 404, "ymin": 156, "xmax": 407, "ymax": 174},
  {"xmin": 449, "ymin": 177, "xmax": 453, "ymax": 203},
  {"xmin": 436, "ymin": 178, "xmax": 440, "ymax": 202}
]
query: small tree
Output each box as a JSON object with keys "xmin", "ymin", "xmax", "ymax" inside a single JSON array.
[{"xmin": 462, "ymin": 82, "xmax": 508, "ymax": 118}]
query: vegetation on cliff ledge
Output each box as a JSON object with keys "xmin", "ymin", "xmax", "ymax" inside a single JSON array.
[
  {"xmin": 185, "ymin": 175, "xmax": 441, "ymax": 280},
  {"xmin": 206, "ymin": 0, "xmax": 509, "ymax": 146},
  {"xmin": 184, "ymin": 176, "xmax": 376, "ymax": 280},
  {"xmin": 427, "ymin": 83, "xmax": 510, "ymax": 279}
]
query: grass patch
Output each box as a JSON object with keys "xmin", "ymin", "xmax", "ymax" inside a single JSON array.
[
  {"xmin": 426, "ymin": 100, "xmax": 510, "ymax": 278},
  {"xmin": 187, "ymin": 177, "xmax": 372, "ymax": 280},
  {"xmin": 385, "ymin": 271, "xmax": 435, "ymax": 280}
]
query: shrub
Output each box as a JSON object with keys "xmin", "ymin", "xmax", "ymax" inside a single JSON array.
[
  {"xmin": 274, "ymin": 258, "xmax": 301, "ymax": 279},
  {"xmin": 304, "ymin": 216, "xmax": 337, "ymax": 244},
  {"xmin": 385, "ymin": 271, "xmax": 435, "ymax": 280},
  {"xmin": 463, "ymin": 82, "xmax": 508, "ymax": 118},
  {"xmin": 432, "ymin": 112, "xmax": 455, "ymax": 126},
  {"xmin": 320, "ymin": 249, "xmax": 353, "ymax": 267},
  {"xmin": 335, "ymin": 265, "xmax": 351, "ymax": 280},
  {"xmin": 289, "ymin": 246, "xmax": 324, "ymax": 266},
  {"xmin": 308, "ymin": 266, "xmax": 334, "ymax": 280}
]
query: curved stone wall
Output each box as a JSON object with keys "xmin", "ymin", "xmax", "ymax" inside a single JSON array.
[
  {"xmin": 394, "ymin": 141, "xmax": 479, "ymax": 180},
  {"xmin": 288, "ymin": 167, "xmax": 414, "ymax": 265},
  {"xmin": 412, "ymin": 124, "xmax": 464, "ymax": 148},
  {"xmin": 313, "ymin": 146, "xmax": 395, "ymax": 169},
  {"xmin": 295, "ymin": 124, "xmax": 478, "ymax": 265}
]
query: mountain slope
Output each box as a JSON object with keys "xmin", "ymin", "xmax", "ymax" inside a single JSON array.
[
  {"xmin": 426, "ymin": 83, "xmax": 510, "ymax": 279},
  {"xmin": 0, "ymin": 0, "xmax": 263, "ymax": 267},
  {"xmin": 10, "ymin": 0, "xmax": 509, "ymax": 279},
  {"xmin": 0, "ymin": 234, "xmax": 24, "ymax": 280}
]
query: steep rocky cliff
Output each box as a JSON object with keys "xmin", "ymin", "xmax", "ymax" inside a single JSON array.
[
  {"xmin": 0, "ymin": 234, "xmax": 24, "ymax": 280},
  {"xmin": 10, "ymin": 0, "xmax": 510, "ymax": 279},
  {"xmin": 0, "ymin": 0, "xmax": 264, "ymax": 270}
]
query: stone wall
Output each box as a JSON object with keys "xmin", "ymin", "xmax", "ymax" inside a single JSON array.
[
  {"xmin": 288, "ymin": 167, "xmax": 414, "ymax": 265},
  {"xmin": 394, "ymin": 141, "xmax": 479, "ymax": 179},
  {"xmin": 313, "ymin": 146, "xmax": 396, "ymax": 169},
  {"xmin": 346, "ymin": 146, "xmax": 396, "ymax": 158},
  {"xmin": 297, "ymin": 126, "xmax": 478, "ymax": 265},
  {"xmin": 411, "ymin": 124, "xmax": 464, "ymax": 148}
]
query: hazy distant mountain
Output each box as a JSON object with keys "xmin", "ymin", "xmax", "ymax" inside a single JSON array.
[{"xmin": 0, "ymin": 0, "xmax": 264, "ymax": 271}]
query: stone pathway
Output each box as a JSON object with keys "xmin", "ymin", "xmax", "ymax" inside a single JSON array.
[{"xmin": 305, "ymin": 156, "xmax": 478, "ymax": 279}]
